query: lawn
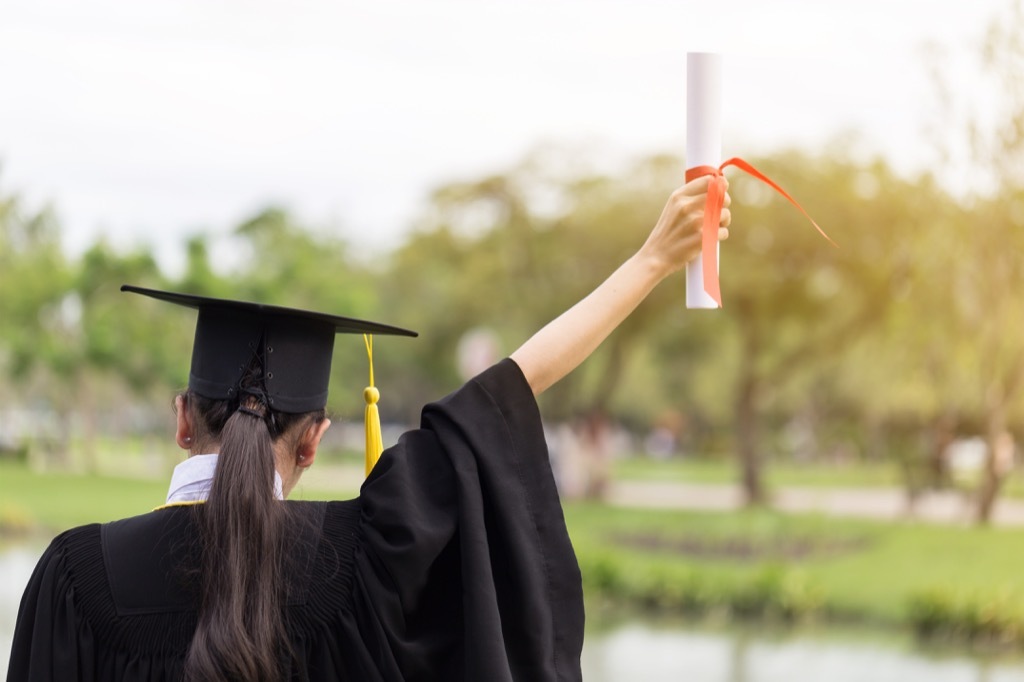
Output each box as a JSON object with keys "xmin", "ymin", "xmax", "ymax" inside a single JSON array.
[
  {"xmin": 4, "ymin": 460, "xmax": 1024, "ymax": 641},
  {"xmin": 0, "ymin": 460, "xmax": 356, "ymax": 533},
  {"xmin": 563, "ymin": 503, "xmax": 1024, "ymax": 626}
]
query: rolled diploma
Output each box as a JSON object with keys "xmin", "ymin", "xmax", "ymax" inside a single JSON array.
[{"xmin": 685, "ymin": 52, "xmax": 722, "ymax": 309}]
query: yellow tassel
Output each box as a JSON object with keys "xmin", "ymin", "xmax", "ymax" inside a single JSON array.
[{"xmin": 364, "ymin": 334, "xmax": 383, "ymax": 476}]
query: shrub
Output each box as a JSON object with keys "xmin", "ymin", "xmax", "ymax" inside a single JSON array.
[{"xmin": 908, "ymin": 587, "xmax": 1024, "ymax": 645}]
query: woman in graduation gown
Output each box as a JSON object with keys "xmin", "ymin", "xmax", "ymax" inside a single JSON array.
[{"xmin": 7, "ymin": 176, "xmax": 731, "ymax": 682}]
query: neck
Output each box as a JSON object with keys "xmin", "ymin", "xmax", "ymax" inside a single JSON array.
[{"xmin": 166, "ymin": 453, "xmax": 286, "ymax": 504}]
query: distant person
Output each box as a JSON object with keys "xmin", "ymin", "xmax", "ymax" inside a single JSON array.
[
  {"xmin": 7, "ymin": 176, "xmax": 730, "ymax": 681},
  {"xmin": 578, "ymin": 409, "xmax": 613, "ymax": 501},
  {"xmin": 645, "ymin": 409, "xmax": 688, "ymax": 460}
]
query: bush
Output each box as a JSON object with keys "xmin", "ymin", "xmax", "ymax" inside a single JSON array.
[
  {"xmin": 577, "ymin": 551, "xmax": 823, "ymax": 623},
  {"xmin": 908, "ymin": 587, "xmax": 1024, "ymax": 645},
  {"xmin": 728, "ymin": 565, "xmax": 822, "ymax": 621},
  {"xmin": 0, "ymin": 501, "xmax": 34, "ymax": 535}
]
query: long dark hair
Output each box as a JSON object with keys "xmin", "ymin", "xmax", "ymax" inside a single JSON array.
[{"xmin": 181, "ymin": 361, "xmax": 325, "ymax": 682}]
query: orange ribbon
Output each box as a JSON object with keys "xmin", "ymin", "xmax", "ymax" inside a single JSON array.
[{"xmin": 685, "ymin": 157, "xmax": 835, "ymax": 308}]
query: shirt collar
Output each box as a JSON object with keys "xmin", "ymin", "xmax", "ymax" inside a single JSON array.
[{"xmin": 166, "ymin": 453, "xmax": 285, "ymax": 504}]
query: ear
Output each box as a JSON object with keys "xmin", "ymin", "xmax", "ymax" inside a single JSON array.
[
  {"xmin": 296, "ymin": 418, "xmax": 331, "ymax": 468},
  {"xmin": 175, "ymin": 395, "xmax": 194, "ymax": 452}
]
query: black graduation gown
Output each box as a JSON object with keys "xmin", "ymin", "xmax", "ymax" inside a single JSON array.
[{"xmin": 6, "ymin": 359, "xmax": 584, "ymax": 681}]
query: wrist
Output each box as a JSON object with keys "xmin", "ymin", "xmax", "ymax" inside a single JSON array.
[{"xmin": 630, "ymin": 248, "xmax": 676, "ymax": 285}]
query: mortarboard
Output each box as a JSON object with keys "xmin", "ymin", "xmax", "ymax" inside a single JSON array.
[{"xmin": 121, "ymin": 285, "xmax": 417, "ymax": 473}]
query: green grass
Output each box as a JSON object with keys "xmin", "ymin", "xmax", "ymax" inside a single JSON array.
[
  {"xmin": 564, "ymin": 503, "xmax": 1024, "ymax": 628},
  {"xmin": 0, "ymin": 460, "xmax": 357, "ymax": 533},
  {"xmin": 0, "ymin": 461, "xmax": 170, "ymax": 530},
  {"xmin": 5, "ymin": 460, "xmax": 1024, "ymax": 642}
]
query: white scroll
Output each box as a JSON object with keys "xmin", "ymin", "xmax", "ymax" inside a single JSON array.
[{"xmin": 685, "ymin": 52, "xmax": 722, "ymax": 309}]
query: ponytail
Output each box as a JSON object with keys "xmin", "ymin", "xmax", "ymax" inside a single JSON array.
[{"xmin": 182, "ymin": 368, "xmax": 325, "ymax": 682}]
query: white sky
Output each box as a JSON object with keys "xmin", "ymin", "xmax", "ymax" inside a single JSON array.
[{"xmin": 0, "ymin": 0, "xmax": 1009, "ymax": 274}]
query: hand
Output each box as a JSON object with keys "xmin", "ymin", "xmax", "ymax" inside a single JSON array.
[
  {"xmin": 510, "ymin": 174, "xmax": 733, "ymax": 395},
  {"xmin": 638, "ymin": 175, "xmax": 732, "ymax": 278}
]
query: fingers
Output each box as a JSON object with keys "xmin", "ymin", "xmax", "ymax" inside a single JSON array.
[
  {"xmin": 656, "ymin": 177, "xmax": 733, "ymax": 264},
  {"xmin": 676, "ymin": 226, "xmax": 730, "ymax": 268},
  {"xmin": 679, "ymin": 175, "xmax": 713, "ymax": 196},
  {"xmin": 671, "ymin": 192, "xmax": 731, "ymax": 233},
  {"xmin": 680, "ymin": 174, "xmax": 730, "ymax": 196},
  {"xmin": 677, "ymin": 176, "xmax": 732, "ymax": 220}
]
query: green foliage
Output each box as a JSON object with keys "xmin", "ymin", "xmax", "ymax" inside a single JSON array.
[
  {"xmin": 382, "ymin": 153, "xmax": 727, "ymax": 427},
  {"xmin": 728, "ymin": 565, "xmax": 823, "ymax": 620},
  {"xmin": 0, "ymin": 188, "xmax": 73, "ymax": 382},
  {"xmin": 570, "ymin": 504, "xmax": 840, "ymax": 624},
  {"xmin": 3, "ymin": 123, "xmax": 1024, "ymax": 512},
  {"xmin": 0, "ymin": 500, "xmax": 34, "ymax": 536},
  {"xmin": 76, "ymin": 241, "xmax": 184, "ymax": 391},
  {"xmin": 565, "ymin": 502, "xmax": 1024, "ymax": 636},
  {"xmin": 908, "ymin": 587, "xmax": 1024, "ymax": 645},
  {"xmin": 585, "ymin": 558, "xmax": 823, "ymax": 622}
]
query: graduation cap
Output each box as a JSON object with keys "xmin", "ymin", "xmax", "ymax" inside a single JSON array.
[{"xmin": 121, "ymin": 285, "xmax": 417, "ymax": 474}]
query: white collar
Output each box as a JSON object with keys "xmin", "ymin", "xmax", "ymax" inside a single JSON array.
[{"xmin": 166, "ymin": 453, "xmax": 285, "ymax": 504}]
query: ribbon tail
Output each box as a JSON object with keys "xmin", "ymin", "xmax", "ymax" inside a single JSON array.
[
  {"xmin": 721, "ymin": 157, "xmax": 837, "ymax": 247},
  {"xmin": 702, "ymin": 176, "xmax": 726, "ymax": 308}
]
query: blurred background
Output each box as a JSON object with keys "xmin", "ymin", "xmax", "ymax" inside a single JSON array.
[{"xmin": 4, "ymin": 0, "xmax": 1024, "ymax": 679}]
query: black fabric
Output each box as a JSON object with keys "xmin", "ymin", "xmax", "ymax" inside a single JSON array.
[{"xmin": 7, "ymin": 359, "xmax": 584, "ymax": 681}]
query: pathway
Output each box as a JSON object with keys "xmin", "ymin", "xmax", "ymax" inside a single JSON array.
[
  {"xmin": 308, "ymin": 463, "xmax": 1024, "ymax": 526},
  {"xmin": 607, "ymin": 480, "xmax": 1024, "ymax": 526}
]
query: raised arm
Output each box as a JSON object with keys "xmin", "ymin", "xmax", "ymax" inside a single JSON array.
[{"xmin": 510, "ymin": 175, "xmax": 731, "ymax": 396}]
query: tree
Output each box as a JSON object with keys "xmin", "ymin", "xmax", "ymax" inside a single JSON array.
[
  {"xmin": 387, "ymin": 148, "xmax": 959, "ymax": 508},
  {"xmin": 690, "ymin": 150, "xmax": 939, "ymax": 505},
  {"xmin": 0, "ymin": 183, "xmax": 75, "ymax": 465},
  {"xmin": 923, "ymin": 0, "xmax": 1024, "ymax": 522},
  {"xmin": 0, "ymin": 187, "xmax": 72, "ymax": 382},
  {"xmin": 382, "ymin": 152, "xmax": 722, "ymax": 424}
]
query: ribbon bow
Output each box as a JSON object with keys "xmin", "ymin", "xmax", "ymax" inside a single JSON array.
[{"xmin": 685, "ymin": 157, "xmax": 835, "ymax": 308}]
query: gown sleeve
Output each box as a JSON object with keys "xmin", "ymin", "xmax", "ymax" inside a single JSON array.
[
  {"xmin": 6, "ymin": 528, "xmax": 112, "ymax": 682},
  {"xmin": 7, "ymin": 537, "xmax": 66, "ymax": 681},
  {"xmin": 353, "ymin": 358, "xmax": 584, "ymax": 682}
]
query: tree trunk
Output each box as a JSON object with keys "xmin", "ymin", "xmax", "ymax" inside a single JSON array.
[
  {"xmin": 53, "ymin": 403, "xmax": 73, "ymax": 471},
  {"xmin": 79, "ymin": 374, "xmax": 99, "ymax": 474},
  {"xmin": 735, "ymin": 329, "xmax": 766, "ymax": 507},
  {"xmin": 591, "ymin": 335, "xmax": 627, "ymax": 414},
  {"xmin": 735, "ymin": 371, "xmax": 766, "ymax": 506},
  {"xmin": 976, "ymin": 401, "xmax": 1011, "ymax": 524},
  {"xmin": 927, "ymin": 413, "xmax": 955, "ymax": 491}
]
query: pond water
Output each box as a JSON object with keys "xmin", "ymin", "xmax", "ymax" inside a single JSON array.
[
  {"xmin": 3, "ymin": 544, "xmax": 1024, "ymax": 681},
  {"xmin": 582, "ymin": 619, "xmax": 1024, "ymax": 682},
  {"xmin": 1, "ymin": 544, "xmax": 42, "ymax": 678}
]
